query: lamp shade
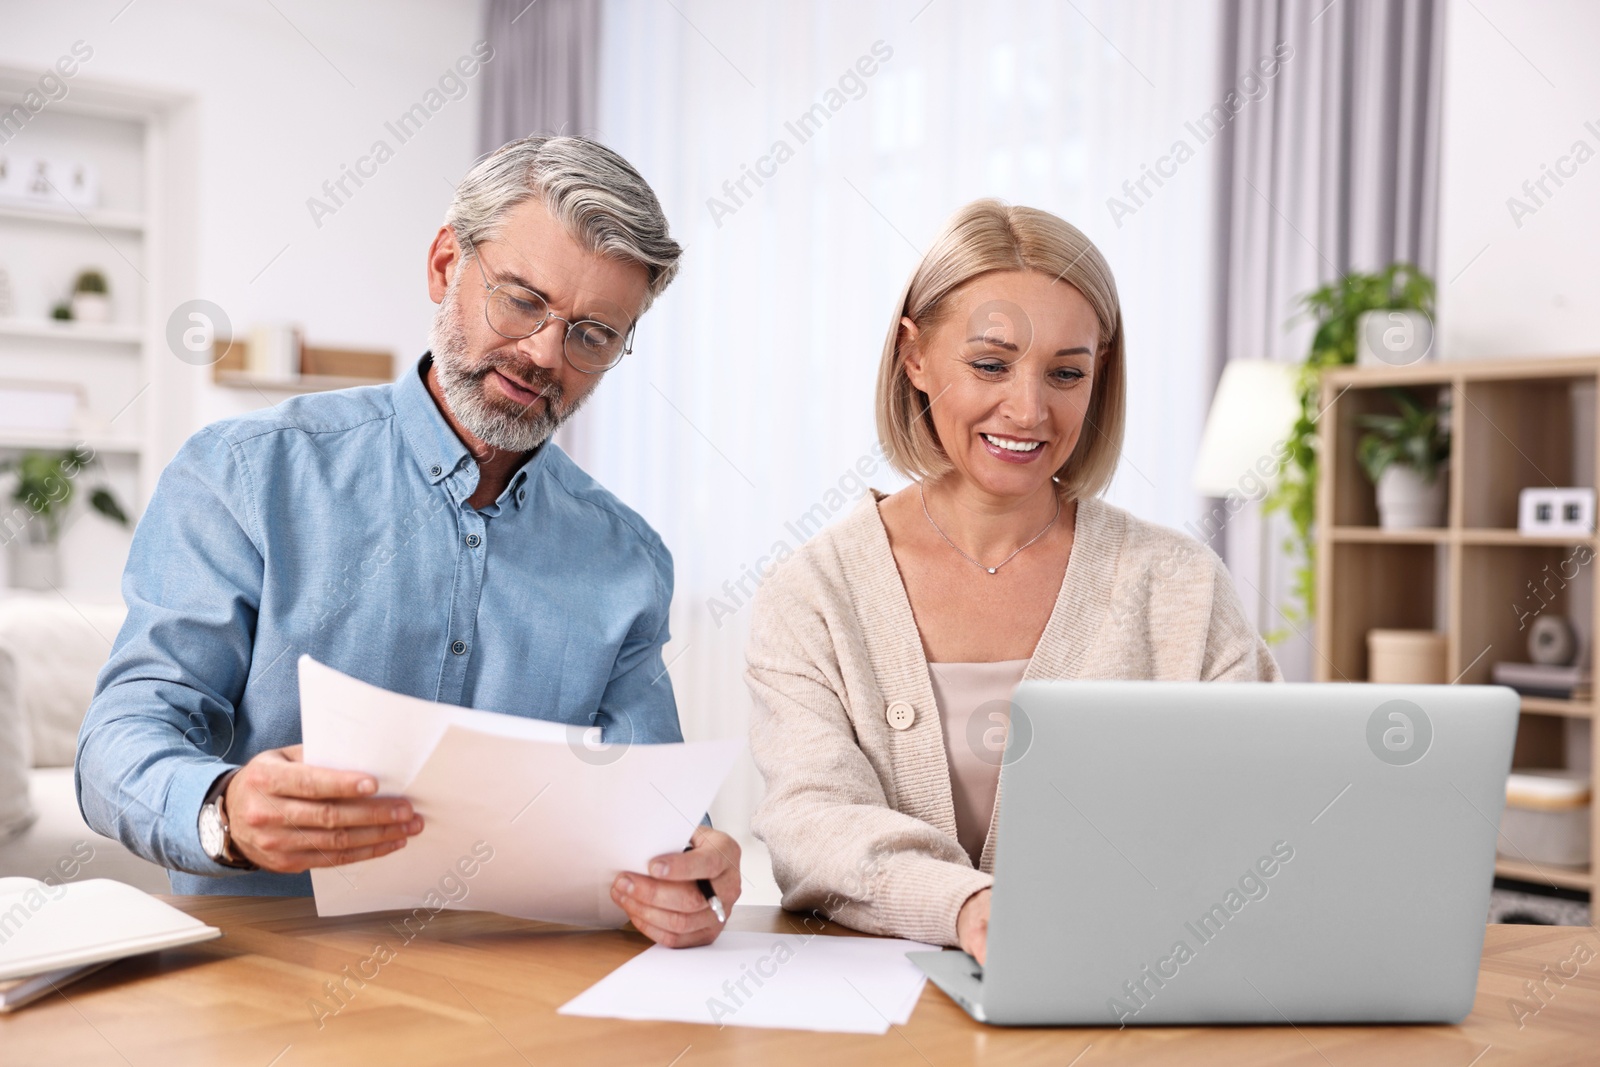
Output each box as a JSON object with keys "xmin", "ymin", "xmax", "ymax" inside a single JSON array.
[{"xmin": 1192, "ymin": 360, "xmax": 1300, "ymax": 497}]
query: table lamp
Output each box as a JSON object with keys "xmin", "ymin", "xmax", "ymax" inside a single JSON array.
[{"xmin": 1193, "ymin": 360, "xmax": 1300, "ymax": 498}]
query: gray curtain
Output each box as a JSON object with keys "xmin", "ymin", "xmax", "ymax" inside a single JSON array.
[
  {"xmin": 1210, "ymin": 0, "xmax": 1447, "ymax": 680},
  {"xmin": 476, "ymin": 0, "xmax": 603, "ymax": 461},
  {"xmin": 478, "ymin": 0, "xmax": 601, "ymax": 156}
]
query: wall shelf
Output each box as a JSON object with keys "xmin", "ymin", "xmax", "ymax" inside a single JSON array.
[
  {"xmin": 0, "ymin": 202, "xmax": 145, "ymax": 233},
  {"xmin": 0, "ymin": 319, "xmax": 143, "ymax": 345},
  {"xmin": 212, "ymin": 371, "xmax": 390, "ymax": 394},
  {"xmin": 0, "ymin": 433, "xmax": 142, "ymax": 455}
]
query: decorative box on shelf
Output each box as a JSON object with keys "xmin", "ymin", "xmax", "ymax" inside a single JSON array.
[{"xmin": 1499, "ymin": 771, "xmax": 1592, "ymax": 868}]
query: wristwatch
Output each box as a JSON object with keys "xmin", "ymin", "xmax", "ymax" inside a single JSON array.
[{"xmin": 198, "ymin": 767, "xmax": 256, "ymax": 870}]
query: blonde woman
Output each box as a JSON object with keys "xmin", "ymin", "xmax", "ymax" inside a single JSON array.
[{"xmin": 746, "ymin": 199, "xmax": 1280, "ymax": 963}]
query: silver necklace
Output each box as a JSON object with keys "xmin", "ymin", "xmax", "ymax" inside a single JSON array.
[{"xmin": 919, "ymin": 483, "xmax": 1061, "ymax": 575}]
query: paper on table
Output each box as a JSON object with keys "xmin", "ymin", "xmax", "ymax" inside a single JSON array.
[
  {"xmin": 558, "ymin": 929, "xmax": 935, "ymax": 1034},
  {"xmin": 298, "ymin": 656, "xmax": 742, "ymax": 928}
]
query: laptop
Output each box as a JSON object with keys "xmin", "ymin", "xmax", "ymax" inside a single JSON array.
[{"xmin": 907, "ymin": 681, "xmax": 1519, "ymax": 1026}]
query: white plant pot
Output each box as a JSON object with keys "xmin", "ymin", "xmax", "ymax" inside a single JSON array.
[
  {"xmin": 1357, "ymin": 309, "xmax": 1435, "ymax": 367},
  {"xmin": 8, "ymin": 535, "xmax": 60, "ymax": 591},
  {"xmin": 1376, "ymin": 465, "xmax": 1447, "ymax": 529},
  {"xmin": 70, "ymin": 292, "xmax": 111, "ymax": 324}
]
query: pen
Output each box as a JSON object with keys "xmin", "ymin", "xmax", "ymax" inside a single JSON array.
[{"xmin": 685, "ymin": 845, "xmax": 727, "ymax": 923}]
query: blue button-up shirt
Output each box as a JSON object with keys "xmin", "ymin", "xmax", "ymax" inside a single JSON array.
[{"xmin": 76, "ymin": 354, "xmax": 680, "ymax": 895}]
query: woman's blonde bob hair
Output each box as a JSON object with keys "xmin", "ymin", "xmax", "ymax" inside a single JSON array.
[{"xmin": 875, "ymin": 198, "xmax": 1126, "ymax": 499}]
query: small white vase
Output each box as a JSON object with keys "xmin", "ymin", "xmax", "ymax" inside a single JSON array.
[
  {"xmin": 70, "ymin": 292, "xmax": 111, "ymax": 324},
  {"xmin": 1357, "ymin": 309, "xmax": 1435, "ymax": 367},
  {"xmin": 1376, "ymin": 465, "xmax": 1447, "ymax": 529}
]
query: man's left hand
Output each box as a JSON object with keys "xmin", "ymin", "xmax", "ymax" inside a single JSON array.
[{"xmin": 611, "ymin": 825, "xmax": 741, "ymax": 947}]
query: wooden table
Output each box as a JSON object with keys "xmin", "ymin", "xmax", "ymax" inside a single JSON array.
[{"xmin": 4, "ymin": 898, "xmax": 1598, "ymax": 1066}]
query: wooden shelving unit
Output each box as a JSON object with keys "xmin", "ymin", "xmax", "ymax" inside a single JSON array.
[{"xmin": 1315, "ymin": 355, "xmax": 1599, "ymax": 895}]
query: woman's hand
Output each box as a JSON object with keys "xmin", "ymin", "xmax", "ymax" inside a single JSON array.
[{"xmin": 957, "ymin": 888, "xmax": 992, "ymax": 964}]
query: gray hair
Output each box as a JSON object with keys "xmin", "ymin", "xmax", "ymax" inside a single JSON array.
[{"xmin": 445, "ymin": 135, "xmax": 682, "ymax": 308}]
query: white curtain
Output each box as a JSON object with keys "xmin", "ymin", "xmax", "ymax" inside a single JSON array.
[{"xmin": 585, "ymin": 0, "xmax": 1226, "ymax": 855}]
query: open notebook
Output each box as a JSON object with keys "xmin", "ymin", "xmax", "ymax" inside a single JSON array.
[{"xmin": 0, "ymin": 877, "xmax": 221, "ymax": 1008}]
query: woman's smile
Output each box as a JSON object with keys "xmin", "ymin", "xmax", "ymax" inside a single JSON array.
[{"xmin": 979, "ymin": 431, "xmax": 1048, "ymax": 463}]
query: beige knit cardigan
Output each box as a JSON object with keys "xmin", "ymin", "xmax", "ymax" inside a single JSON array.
[{"xmin": 746, "ymin": 490, "xmax": 1282, "ymax": 948}]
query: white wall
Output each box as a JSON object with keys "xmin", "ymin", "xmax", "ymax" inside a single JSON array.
[
  {"xmin": 1436, "ymin": 0, "xmax": 1600, "ymax": 359},
  {"xmin": 0, "ymin": 0, "xmax": 487, "ymax": 458}
]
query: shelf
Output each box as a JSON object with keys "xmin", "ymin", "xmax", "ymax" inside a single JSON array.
[
  {"xmin": 0, "ymin": 432, "xmax": 141, "ymax": 455},
  {"xmin": 1328, "ymin": 526, "xmax": 1449, "ymax": 544},
  {"xmin": 213, "ymin": 371, "xmax": 389, "ymax": 394},
  {"xmin": 1519, "ymin": 696, "xmax": 1594, "ymax": 718},
  {"xmin": 1322, "ymin": 354, "xmax": 1600, "ymax": 388},
  {"xmin": 1327, "ymin": 526, "xmax": 1596, "ymax": 547},
  {"xmin": 0, "ymin": 202, "xmax": 145, "ymax": 232},
  {"xmin": 1459, "ymin": 529, "xmax": 1596, "ymax": 547},
  {"xmin": 0, "ymin": 319, "xmax": 143, "ymax": 345},
  {"xmin": 1494, "ymin": 857, "xmax": 1592, "ymax": 892}
]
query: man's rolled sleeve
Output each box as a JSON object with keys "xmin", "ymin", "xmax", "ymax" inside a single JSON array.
[{"xmin": 75, "ymin": 428, "xmax": 264, "ymax": 877}]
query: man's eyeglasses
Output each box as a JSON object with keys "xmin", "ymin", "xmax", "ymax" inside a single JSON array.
[{"xmin": 466, "ymin": 240, "xmax": 636, "ymax": 375}]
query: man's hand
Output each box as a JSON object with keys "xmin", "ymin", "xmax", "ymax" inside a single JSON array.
[
  {"xmin": 958, "ymin": 888, "xmax": 991, "ymax": 964},
  {"xmin": 224, "ymin": 744, "xmax": 424, "ymax": 873},
  {"xmin": 610, "ymin": 825, "xmax": 741, "ymax": 948}
]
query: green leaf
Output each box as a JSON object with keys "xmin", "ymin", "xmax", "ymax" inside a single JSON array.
[
  {"xmin": 1265, "ymin": 263, "xmax": 1439, "ymax": 631},
  {"xmin": 89, "ymin": 487, "xmax": 129, "ymax": 526}
]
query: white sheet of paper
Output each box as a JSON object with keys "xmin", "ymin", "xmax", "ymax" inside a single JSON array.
[
  {"xmin": 298, "ymin": 656, "xmax": 742, "ymax": 928},
  {"xmin": 558, "ymin": 929, "xmax": 935, "ymax": 1034}
]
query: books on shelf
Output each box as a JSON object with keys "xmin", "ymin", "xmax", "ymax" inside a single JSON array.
[
  {"xmin": 1491, "ymin": 661, "xmax": 1590, "ymax": 700},
  {"xmin": 0, "ymin": 877, "xmax": 221, "ymax": 1011}
]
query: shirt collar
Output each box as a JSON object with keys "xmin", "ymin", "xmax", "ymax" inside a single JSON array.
[{"xmin": 395, "ymin": 353, "xmax": 542, "ymax": 510}]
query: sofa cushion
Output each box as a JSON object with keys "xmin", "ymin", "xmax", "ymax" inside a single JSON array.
[
  {"xmin": 0, "ymin": 596, "xmax": 127, "ymax": 769},
  {"xmin": 0, "ymin": 644, "xmax": 32, "ymax": 842}
]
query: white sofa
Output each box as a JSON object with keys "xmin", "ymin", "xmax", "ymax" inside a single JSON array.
[{"xmin": 0, "ymin": 595, "xmax": 169, "ymax": 892}]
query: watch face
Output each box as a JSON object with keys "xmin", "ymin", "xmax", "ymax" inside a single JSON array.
[{"xmin": 199, "ymin": 800, "xmax": 226, "ymax": 860}]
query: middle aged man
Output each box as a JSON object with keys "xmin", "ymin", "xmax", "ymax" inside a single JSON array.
[{"xmin": 76, "ymin": 135, "xmax": 739, "ymax": 948}]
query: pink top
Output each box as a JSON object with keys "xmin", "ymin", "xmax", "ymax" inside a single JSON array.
[{"xmin": 927, "ymin": 659, "xmax": 1030, "ymax": 866}]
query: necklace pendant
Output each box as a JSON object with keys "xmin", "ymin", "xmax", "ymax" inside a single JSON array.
[{"xmin": 987, "ymin": 567, "xmax": 997, "ymax": 574}]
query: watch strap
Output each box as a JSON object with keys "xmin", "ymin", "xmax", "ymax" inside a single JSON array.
[{"xmin": 203, "ymin": 766, "xmax": 255, "ymax": 870}]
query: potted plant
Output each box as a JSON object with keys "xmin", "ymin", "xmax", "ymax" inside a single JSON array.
[
  {"xmin": 0, "ymin": 448, "xmax": 129, "ymax": 590},
  {"xmin": 69, "ymin": 269, "xmax": 110, "ymax": 323},
  {"xmin": 1356, "ymin": 389, "xmax": 1450, "ymax": 528},
  {"xmin": 1264, "ymin": 264, "xmax": 1435, "ymax": 630}
]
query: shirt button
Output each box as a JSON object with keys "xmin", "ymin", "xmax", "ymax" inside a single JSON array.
[
  {"xmin": 886, "ymin": 701, "xmax": 915, "ymax": 731},
  {"xmin": 465, "ymin": 533, "xmax": 481, "ymax": 548},
  {"xmin": 429, "ymin": 464, "xmax": 442, "ymax": 477},
  {"xmin": 451, "ymin": 640, "xmax": 467, "ymax": 655},
  {"xmin": 516, "ymin": 490, "xmax": 526, "ymax": 504}
]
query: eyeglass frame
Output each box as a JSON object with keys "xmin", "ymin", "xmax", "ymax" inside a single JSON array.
[{"xmin": 462, "ymin": 236, "xmax": 638, "ymax": 375}]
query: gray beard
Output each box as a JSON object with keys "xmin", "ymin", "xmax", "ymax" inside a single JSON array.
[{"xmin": 428, "ymin": 276, "xmax": 593, "ymax": 452}]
